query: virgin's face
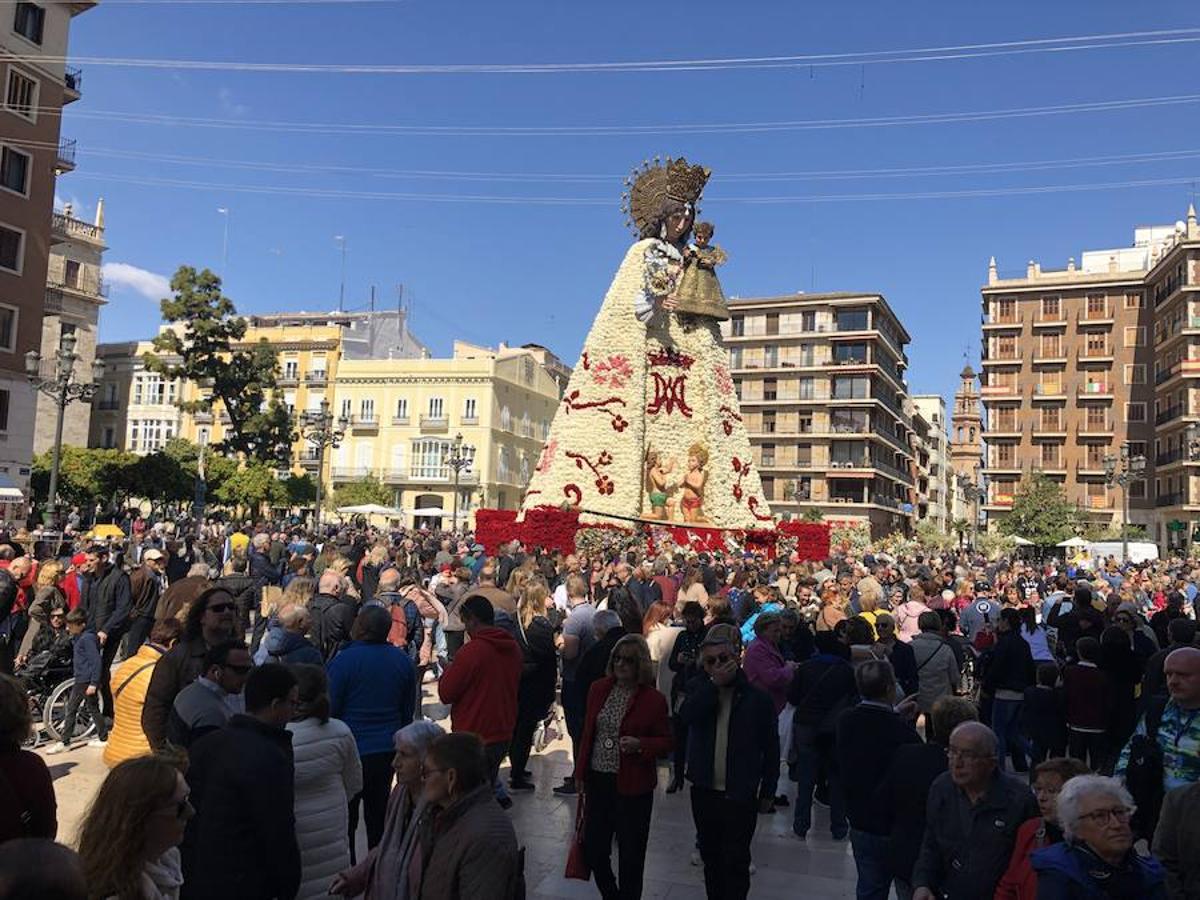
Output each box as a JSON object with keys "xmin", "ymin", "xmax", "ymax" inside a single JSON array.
[{"xmin": 664, "ymin": 207, "xmax": 694, "ymax": 242}]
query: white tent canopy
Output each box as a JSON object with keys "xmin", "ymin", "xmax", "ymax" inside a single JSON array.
[
  {"xmin": 1057, "ymin": 536, "xmax": 1089, "ymax": 548},
  {"xmin": 337, "ymin": 503, "xmax": 404, "ymax": 516},
  {"xmin": 1010, "ymin": 536, "xmax": 1035, "ymax": 546},
  {"xmin": 411, "ymin": 506, "xmax": 448, "ymax": 517}
]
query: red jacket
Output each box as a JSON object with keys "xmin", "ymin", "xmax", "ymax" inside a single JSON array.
[
  {"xmin": 437, "ymin": 626, "xmax": 522, "ymax": 745},
  {"xmin": 574, "ymin": 676, "xmax": 673, "ymax": 796},
  {"xmin": 995, "ymin": 817, "xmax": 1057, "ymax": 900}
]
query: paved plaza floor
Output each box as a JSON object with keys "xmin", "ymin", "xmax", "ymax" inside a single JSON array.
[{"xmin": 40, "ymin": 695, "xmax": 859, "ymax": 899}]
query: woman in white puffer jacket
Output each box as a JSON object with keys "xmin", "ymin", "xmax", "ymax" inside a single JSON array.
[{"xmin": 288, "ymin": 664, "xmax": 364, "ymax": 900}]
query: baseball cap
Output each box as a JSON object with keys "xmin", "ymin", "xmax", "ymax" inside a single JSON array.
[
  {"xmin": 142, "ymin": 549, "xmax": 164, "ymax": 561},
  {"xmin": 974, "ymin": 581, "xmax": 992, "ymax": 594}
]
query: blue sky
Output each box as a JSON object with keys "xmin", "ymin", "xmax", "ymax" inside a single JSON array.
[{"xmin": 59, "ymin": 0, "xmax": 1200, "ymax": 408}]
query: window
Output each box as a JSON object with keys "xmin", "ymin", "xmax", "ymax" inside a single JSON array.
[
  {"xmin": 0, "ymin": 224, "xmax": 22, "ymax": 273},
  {"xmin": 4, "ymin": 69, "xmax": 37, "ymax": 120},
  {"xmin": 0, "ymin": 146, "xmax": 28, "ymax": 195},
  {"xmin": 1040, "ymin": 443, "xmax": 1061, "ymax": 467},
  {"xmin": 763, "ymin": 346, "xmax": 778, "ymax": 368},
  {"xmin": 798, "ymin": 412, "xmax": 812, "ymax": 433},
  {"xmin": 1084, "ymin": 332, "xmax": 1107, "ymax": 355},
  {"xmin": 12, "ymin": 3, "xmax": 44, "ymax": 44},
  {"xmin": 765, "ymin": 314, "xmax": 779, "ymax": 336},
  {"xmin": 1126, "ymin": 402, "xmax": 1147, "ymax": 423},
  {"xmin": 1130, "ymin": 481, "xmax": 1146, "ymax": 499},
  {"xmin": 836, "ymin": 309, "xmax": 869, "ymax": 332},
  {"xmin": 760, "ymin": 443, "xmax": 775, "ymax": 466},
  {"xmin": 63, "ymin": 259, "xmax": 80, "ymax": 288},
  {"xmin": 763, "ymin": 378, "xmax": 777, "ymax": 401},
  {"xmin": 1125, "ymin": 292, "xmax": 1144, "ymax": 309},
  {"xmin": 359, "ymin": 398, "xmax": 374, "ymax": 422},
  {"xmin": 800, "ymin": 311, "xmax": 816, "ymax": 332},
  {"xmin": 1086, "ymin": 294, "xmax": 1107, "ymax": 317},
  {"xmin": 1124, "ymin": 364, "xmax": 1146, "ymax": 385},
  {"xmin": 282, "ymin": 360, "xmax": 298, "ymax": 380},
  {"xmin": 523, "ymin": 357, "xmax": 535, "ymax": 384},
  {"xmin": 500, "ymin": 405, "xmax": 511, "ymax": 430},
  {"xmin": 102, "ymin": 426, "xmax": 114, "ymax": 448},
  {"xmin": 832, "ymin": 376, "xmax": 868, "ymax": 400},
  {"xmin": 340, "ymin": 398, "xmax": 351, "ymax": 421},
  {"xmin": 1085, "ymin": 406, "xmax": 1107, "ymax": 429},
  {"xmin": 428, "ymin": 397, "xmax": 444, "ymax": 419},
  {"xmin": 728, "ymin": 347, "xmax": 742, "ymax": 369},
  {"xmin": 1041, "ymin": 296, "xmax": 1061, "ymax": 319},
  {"xmin": 1040, "ymin": 334, "xmax": 1062, "ymax": 358},
  {"xmin": 996, "ymin": 335, "xmax": 1017, "ymax": 358},
  {"xmin": 0, "ymin": 304, "xmax": 15, "ymax": 352},
  {"xmin": 395, "ymin": 398, "xmax": 408, "ymax": 421},
  {"xmin": 834, "ymin": 343, "xmax": 868, "ymax": 364},
  {"xmin": 1123, "ymin": 326, "xmax": 1145, "ymax": 348},
  {"xmin": 995, "ymin": 297, "xmax": 1016, "ymax": 321},
  {"xmin": 993, "ymin": 443, "xmax": 1015, "ymax": 466},
  {"xmin": 1128, "ymin": 441, "xmax": 1147, "ymax": 459},
  {"xmin": 463, "ymin": 398, "xmax": 477, "ymax": 420},
  {"xmin": 730, "ymin": 315, "xmax": 744, "ymax": 337}
]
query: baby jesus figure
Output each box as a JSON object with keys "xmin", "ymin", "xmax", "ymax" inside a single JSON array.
[{"xmin": 672, "ymin": 221, "xmax": 730, "ymax": 321}]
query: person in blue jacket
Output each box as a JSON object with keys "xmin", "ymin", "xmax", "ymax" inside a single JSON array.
[
  {"xmin": 1031, "ymin": 774, "xmax": 1166, "ymax": 899},
  {"xmin": 46, "ymin": 608, "xmax": 109, "ymax": 753}
]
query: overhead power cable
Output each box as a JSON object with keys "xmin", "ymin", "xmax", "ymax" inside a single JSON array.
[
  {"xmin": 49, "ymin": 92, "xmax": 1200, "ymax": 136},
  {"xmin": 9, "ymin": 27, "xmax": 1200, "ymax": 74}
]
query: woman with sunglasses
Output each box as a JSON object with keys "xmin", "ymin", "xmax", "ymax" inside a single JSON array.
[
  {"xmin": 574, "ymin": 634, "xmax": 672, "ymax": 900},
  {"xmin": 76, "ymin": 753, "xmax": 194, "ymax": 899}
]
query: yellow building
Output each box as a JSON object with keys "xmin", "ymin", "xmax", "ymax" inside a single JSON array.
[{"xmin": 331, "ymin": 340, "xmax": 566, "ymax": 527}]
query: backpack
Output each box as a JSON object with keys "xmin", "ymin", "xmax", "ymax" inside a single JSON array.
[{"xmin": 1125, "ymin": 695, "xmax": 1167, "ymax": 841}]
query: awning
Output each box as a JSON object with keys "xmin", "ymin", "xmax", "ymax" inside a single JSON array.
[
  {"xmin": 0, "ymin": 474, "xmax": 24, "ymax": 501},
  {"xmin": 412, "ymin": 506, "xmax": 447, "ymax": 517}
]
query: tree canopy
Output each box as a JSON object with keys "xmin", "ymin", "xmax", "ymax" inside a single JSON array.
[
  {"xmin": 329, "ymin": 476, "xmax": 392, "ymax": 511},
  {"xmin": 997, "ymin": 473, "xmax": 1080, "ymax": 545},
  {"xmin": 144, "ymin": 266, "xmax": 296, "ymax": 467}
]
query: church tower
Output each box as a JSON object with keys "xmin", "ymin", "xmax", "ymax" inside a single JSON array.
[{"xmin": 949, "ymin": 364, "xmax": 982, "ymax": 480}]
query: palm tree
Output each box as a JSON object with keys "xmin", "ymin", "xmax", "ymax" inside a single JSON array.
[{"xmin": 952, "ymin": 518, "xmax": 970, "ymax": 551}]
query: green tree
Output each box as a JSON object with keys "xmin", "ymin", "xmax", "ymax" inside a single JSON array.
[
  {"xmin": 977, "ymin": 531, "xmax": 1018, "ymax": 560},
  {"xmin": 998, "ymin": 473, "xmax": 1080, "ymax": 545},
  {"xmin": 281, "ymin": 474, "xmax": 317, "ymax": 507},
  {"xmin": 161, "ymin": 437, "xmax": 236, "ymax": 499},
  {"xmin": 31, "ymin": 447, "xmax": 139, "ymax": 509},
  {"xmin": 131, "ymin": 451, "xmax": 192, "ymax": 515},
  {"xmin": 213, "ymin": 461, "xmax": 279, "ymax": 517},
  {"xmin": 800, "ymin": 507, "xmax": 825, "ymax": 523},
  {"xmin": 144, "ymin": 267, "xmax": 295, "ymax": 467},
  {"xmin": 914, "ymin": 518, "xmax": 954, "ymax": 551},
  {"xmin": 951, "ymin": 518, "xmax": 970, "ymax": 550},
  {"xmin": 329, "ymin": 476, "xmax": 392, "ymax": 511}
]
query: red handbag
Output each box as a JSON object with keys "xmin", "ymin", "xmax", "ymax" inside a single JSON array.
[{"xmin": 564, "ymin": 789, "xmax": 591, "ymax": 881}]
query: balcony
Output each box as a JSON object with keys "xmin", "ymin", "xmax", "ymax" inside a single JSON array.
[
  {"xmin": 1077, "ymin": 421, "xmax": 1114, "ymax": 438},
  {"xmin": 984, "ymin": 493, "xmax": 1015, "ymax": 509},
  {"xmin": 1156, "ymin": 405, "xmax": 1184, "ymax": 426},
  {"xmin": 277, "ymin": 372, "xmax": 300, "ymax": 387},
  {"xmin": 1032, "ymin": 384, "xmax": 1066, "ymax": 401},
  {"xmin": 982, "ymin": 313, "xmax": 1022, "ymax": 330},
  {"xmin": 1077, "ymin": 383, "xmax": 1113, "ymax": 399},
  {"xmin": 1031, "ymin": 421, "xmax": 1068, "ymax": 438},
  {"xmin": 987, "ymin": 422, "xmax": 1023, "ymax": 438},
  {"xmin": 1083, "ymin": 495, "xmax": 1114, "ymax": 510},
  {"xmin": 420, "ymin": 415, "xmax": 449, "ymax": 432},
  {"xmin": 460, "ymin": 415, "xmax": 479, "ymax": 426},
  {"xmin": 981, "ymin": 383, "xmax": 1020, "ymax": 398},
  {"xmin": 1156, "ymin": 448, "xmax": 1185, "ymax": 467},
  {"xmin": 55, "ymin": 139, "xmax": 76, "ymax": 174},
  {"xmin": 51, "ymin": 212, "xmax": 103, "ymax": 245},
  {"xmin": 1155, "ymin": 363, "xmax": 1181, "ymax": 385},
  {"xmin": 983, "ymin": 457, "xmax": 1022, "ymax": 474},
  {"xmin": 981, "ymin": 354, "xmax": 1022, "ymax": 367},
  {"xmin": 95, "ymin": 399, "xmax": 120, "ymax": 411},
  {"xmin": 350, "ymin": 415, "xmax": 379, "ymax": 431},
  {"xmin": 1077, "ymin": 348, "xmax": 1114, "ymax": 364},
  {"xmin": 391, "ymin": 416, "xmax": 410, "ymax": 426},
  {"xmin": 1076, "ymin": 460, "xmax": 1108, "ymax": 477},
  {"xmin": 1156, "ymin": 492, "xmax": 1186, "ymax": 508},
  {"xmin": 304, "ymin": 370, "xmax": 328, "ymax": 386},
  {"xmin": 332, "ymin": 466, "xmax": 372, "ymax": 480},
  {"xmin": 193, "ymin": 411, "xmax": 213, "ymax": 425},
  {"xmin": 300, "ymin": 455, "xmax": 321, "ymax": 470},
  {"xmin": 64, "ymin": 66, "xmax": 82, "ymax": 103},
  {"xmin": 1032, "ymin": 350, "xmax": 1069, "ymax": 365},
  {"xmin": 1032, "ymin": 315, "xmax": 1068, "ymax": 329},
  {"xmin": 1077, "ymin": 308, "xmax": 1114, "ymax": 326}
]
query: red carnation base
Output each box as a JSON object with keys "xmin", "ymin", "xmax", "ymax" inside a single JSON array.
[{"xmin": 474, "ymin": 507, "xmax": 830, "ymax": 562}]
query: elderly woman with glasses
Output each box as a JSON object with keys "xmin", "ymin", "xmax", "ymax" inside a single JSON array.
[
  {"xmin": 1031, "ymin": 774, "xmax": 1166, "ymax": 898},
  {"xmin": 574, "ymin": 633, "xmax": 673, "ymax": 900}
]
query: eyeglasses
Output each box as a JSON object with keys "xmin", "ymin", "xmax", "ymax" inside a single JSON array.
[
  {"xmin": 1077, "ymin": 806, "xmax": 1134, "ymax": 826},
  {"xmin": 206, "ymin": 603, "xmax": 234, "ymax": 613},
  {"xmin": 702, "ymin": 653, "xmax": 734, "ymax": 668}
]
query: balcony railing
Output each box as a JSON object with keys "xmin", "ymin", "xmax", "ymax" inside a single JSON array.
[
  {"xmin": 1078, "ymin": 348, "xmax": 1113, "ymax": 361},
  {"xmin": 988, "ymin": 421, "xmax": 1023, "ymax": 435},
  {"xmin": 1157, "ymin": 405, "xmax": 1184, "ymax": 426},
  {"xmin": 64, "ymin": 66, "xmax": 82, "ymax": 96},
  {"xmin": 1157, "ymin": 492, "xmax": 1186, "ymax": 507},
  {"xmin": 460, "ymin": 415, "xmax": 479, "ymax": 426},
  {"xmin": 351, "ymin": 415, "xmax": 379, "ymax": 429},
  {"xmin": 1156, "ymin": 364, "xmax": 1181, "ymax": 385},
  {"xmin": 332, "ymin": 466, "xmax": 372, "ymax": 480},
  {"xmin": 1157, "ymin": 448, "xmax": 1185, "ymax": 466},
  {"xmin": 51, "ymin": 212, "xmax": 102, "ymax": 242},
  {"xmin": 420, "ymin": 415, "xmax": 449, "ymax": 431},
  {"xmin": 1078, "ymin": 420, "xmax": 1113, "ymax": 434},
  {"xmin": 55, "ymin": 138, "xmax": 76, "ymax": 172},
  {"xmin": 1077, "ymin": 383, "xmax": 1112, "ymax": 396},
  {"xmin": 278, "ymin": 372, "xmax": 300, "ymax": 386},
  {"xmin": 304, "ymin": 370, "xmax": 328, "ymax": 385}
]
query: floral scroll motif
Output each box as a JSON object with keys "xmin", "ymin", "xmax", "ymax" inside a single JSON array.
[
  {"xmin": 591, "ymin": 354, "xmax": 634, "ymax": 390},
  {"xmin": 562, "ymin": 390, "xmax": 629, "ymax": 432},
  {"xmin": 719, "ymin": 405, "xmax": 743, "ymax": 437},
  {"xmin": 566, "ymin": 449, "xmax": 616, "ymax": 496}
]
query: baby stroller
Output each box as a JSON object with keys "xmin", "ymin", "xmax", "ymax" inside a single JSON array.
[{"xmin": 15, "ymin": 645, "xmax": 101, "ymax": 747}]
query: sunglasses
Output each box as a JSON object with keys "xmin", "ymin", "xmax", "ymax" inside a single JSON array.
[
  {"xmin": 206, "ymin": 602, "xmax": 234, "ymax": 613},
  {"xmin": 702, "ymin": 653, "xmax": 734, "ymax": 668}
]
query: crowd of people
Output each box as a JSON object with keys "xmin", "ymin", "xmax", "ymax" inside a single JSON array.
[{"xmin": 2, "ymin": 516, "xmax": 1200, "ymax": 897}]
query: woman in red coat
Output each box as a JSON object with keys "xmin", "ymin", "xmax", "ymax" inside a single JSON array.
[
  {"xmin": 995, "ymin": 756, "xmax": 1089, "ymax": 899},
  {"xmin": 575, "ymin": 634, "xmax": 672, "ymax": 900}
]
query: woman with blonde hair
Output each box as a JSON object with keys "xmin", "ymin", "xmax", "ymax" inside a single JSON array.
[
  {"xmin": 857, "ymin": 576, "xmax": 883, "ymax": 635},
  {"xmin": 76, "ymin": 754, "xmax": 192, "ymax": 899},
  {"xmin": 509, "ymin": 578, "xmax": 558, "ymax": 791},
  {"xmin": 281, "ymin": 576, "xmax": 317, "ymax": 610},
  {"xmin": 815, "ymin": 581, "xmax": 847, "ymax": 633},
  {"xmin": 16, "ymin": 559, "xmax": 66, "ymax": 663}
]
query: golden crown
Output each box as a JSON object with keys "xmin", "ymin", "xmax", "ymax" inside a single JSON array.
[{"xmin": 620, "ymin": 156, "xmax": 711, "ymax": 236}]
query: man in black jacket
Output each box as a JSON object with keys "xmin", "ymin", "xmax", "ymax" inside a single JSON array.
[
  {"xmin": 982, "ymin": 607, "xmax": 1036, "ymax": 772},
  {"xmin": 681, "ymin": 623, "xmax": 778, "ymax": 900},
  {"xmin": 82, "ymin": 545, "xmax": 132, "ymax": 715},
  {"xmin": 309, "ymin": 570, "xmax": 357, "ymax": 662},
  {"xmin": 787, "ymin": 630, "xmax": 857, "ymax": 840},
  {"xmin": 214, "ymin": 554, "xmax": 263, "ymax": 640},
  {"xmin": 836, "ymin": 658, "xmax": 921, "ymax": 900},
  {"xmin": 123, "ymin": 548, "xmax": 166, "ymax": 655},
  {"xmin": 183, "ymin": 663, "xmax": 300, "ymax": 900}
]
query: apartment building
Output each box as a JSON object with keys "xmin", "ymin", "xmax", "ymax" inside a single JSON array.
[
  {"xmin": 720, "ymin": 292, "xmax": 916, "ymax": 539},
  {"xmin": 34, "ymin": 199, "xmax": 105, "ymax": 453},
  {"xmin": 979, "ymin": 220, "xmax": 1180, "ymax": 535},
  {"xmin": 329, "ymin": 340, "xmax": 565, "ymax": 527},
  {"xmin": 912, "ymin": 394, "xmax": 952, "ymax": 531},
  {"xmin": 0, "ymin": 0, "xmax": 95, "ymax": 510}
]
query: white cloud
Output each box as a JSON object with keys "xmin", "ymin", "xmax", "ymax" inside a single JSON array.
[
  {"xmin": 218, "ymin": 87, "xmax": 249, "ymax": 117},
  {"xmin": 102, "ymin": 262, "xmax": 171, "ymax": 301}
]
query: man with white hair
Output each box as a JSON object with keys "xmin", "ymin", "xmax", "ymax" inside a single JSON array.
[
  {"xmin": 1035, "ymin": 775, "xmax": 1165, "ymax": 895},
  {"xmin": 308, "ymin": 570, "xmax": 357, "ymax": 661},
  {"xmin": 913, "ymin": 722, "xmax": 1038, "ymax": 900},
  {"xmin": 249, "ymin": 531, "xmax": 281, "ymax": 586}
]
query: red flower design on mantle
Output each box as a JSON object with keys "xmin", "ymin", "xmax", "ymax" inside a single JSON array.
[
  {"xmin": 565, "ymin": 449, "xmax": 615, "ymax": 496},
  {"xmin": 719, "ymin": 405, "xmax": 744, "ymax": 437},
  {"xmin": 591, "ymin": 354, "xmax": 633, "ymax": 390},
  {"xmin": 562, "ymin": 390, "xmax": 629, "ymax": 432}
]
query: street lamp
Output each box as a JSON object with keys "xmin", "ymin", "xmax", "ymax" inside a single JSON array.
[
  {"xmin": 300, "ymin": 399, "xmax": 347, "ymax": 532},
  {"xmin": 1103, "ymin": 441, "xmax": 1147, "ymax": 564},
  {"xmin": 26, "ymin": 331, "xmax": 103, "ymax": 527},
  {"xmin": 956, "ymin": 471, "xmax": 984, "ymax": 551},
  {"xmin": 445, "ymin": 432, "xmax": 472, "ymax": 533}
]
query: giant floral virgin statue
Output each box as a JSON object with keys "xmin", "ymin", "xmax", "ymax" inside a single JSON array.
[{"xmin": 520, "ymin": 157, "xmax": 772, "ymax": 530}]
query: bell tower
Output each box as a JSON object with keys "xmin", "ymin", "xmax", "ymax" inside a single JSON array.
[{"xmin": 949, "ymin": 364, "xmax": 982, "ymax": 480}]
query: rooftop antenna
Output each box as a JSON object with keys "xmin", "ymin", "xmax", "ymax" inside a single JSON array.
[
  {"xmin": 334, "ymin": 235, "xmax": 347, "ymax": 311},
  {"xmin": 370, "ymin": 284, "xmax": 375, "ymax": 311}
]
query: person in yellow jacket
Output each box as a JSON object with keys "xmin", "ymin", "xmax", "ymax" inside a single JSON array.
[{"xmin": 103, "ymin": 618, "xmax": 183, "ymax": 768}]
